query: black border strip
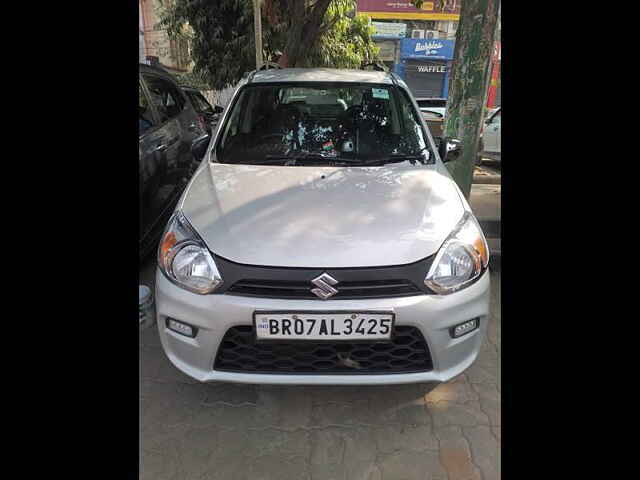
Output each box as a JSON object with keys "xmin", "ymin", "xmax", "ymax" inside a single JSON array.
[
  {"xmin": 213, "ymin": 253, "xmax": 436, "ymax": 295},
  {"xmin": 252, "ymin": 310, "xmax": 397, "ymax": 344}
]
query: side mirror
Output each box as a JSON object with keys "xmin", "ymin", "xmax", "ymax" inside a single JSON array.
[
  {"xmin": 439, "ymin": 137, "xmax": 462, "ymax": 163},
  {"xmin": 191, "ymin": 133, "xmax": 211, "ymax": 162}
]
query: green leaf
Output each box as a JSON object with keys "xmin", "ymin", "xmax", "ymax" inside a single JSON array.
[{"xmin": 158, "ymin": 0, "xmax": 380, "ymax": 89}]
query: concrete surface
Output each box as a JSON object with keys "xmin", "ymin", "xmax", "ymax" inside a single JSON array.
[
  {"xmin": 469, "ymin": 178, "xmax": 501, "ymax": 257},
  {"xmin": 470, "ymin": 162, "xmax": 500, "ymax": 256},
  {"xmin": 469, "ymin": 184, "xmax": 500, "ymax": 223},
  {"xmin": 139, "ymin": 258, "xmax": 501, "ymax": 480},
  {"xmin": 472, "ymin": 164, "xmax": 501, "ymax": 185}
]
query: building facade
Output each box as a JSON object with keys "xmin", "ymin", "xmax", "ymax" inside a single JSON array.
[
  {"xmin": 139, "ymin": 2, "xmax": 146, "ymax": 63},
  {"xmin": 139, "ymin": 0, "xmax": 190, "ymax": 72},
  {"xmin": 397, "ymin": 38, "xmax": 455, "ymax": 98},
  {"xmin": 370, "ymin": 21, "xmax": 406, "ymax": 71},
  {"xmin": 358, "ymin": 0, "xmax": 461, "ymax": 99},
  {"xmin": 360, "ymin": 1, "xmax": 500, "ymax": 107}
]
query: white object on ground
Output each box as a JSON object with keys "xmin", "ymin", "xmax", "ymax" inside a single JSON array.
[{"xmin": 139, "ymin": 285, "xmax": 155, "ymax": 329}]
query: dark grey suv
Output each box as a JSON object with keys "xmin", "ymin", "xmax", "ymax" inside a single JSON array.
[
  {"xmin": 139, "ymin": 63, "xmax": 207, "ymax": 259},
  {"xmin": 182, "ymin": 87, "xmax": 224, "ymax": 135}
]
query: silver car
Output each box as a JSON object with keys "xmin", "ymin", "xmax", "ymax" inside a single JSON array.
[{"xmin": 155, "ymin": 68, "xmax": 490, "ymax": 385}]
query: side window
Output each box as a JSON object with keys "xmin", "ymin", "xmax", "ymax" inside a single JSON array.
[
  {"xmin": 142, "ymin": 74, "xmax": 185, "ymax": 123},
  {"xmin": 492, "ymin": 111, "xmax": 501, "ymax": 126},
  {"xmin": 139, "ymin": 82, "xmax": 155, "ymax": 135}
]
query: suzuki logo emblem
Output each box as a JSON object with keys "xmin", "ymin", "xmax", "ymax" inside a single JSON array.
[{"xmin": 311, "ymin": 273, "xmax": 339, "ymax": 300}]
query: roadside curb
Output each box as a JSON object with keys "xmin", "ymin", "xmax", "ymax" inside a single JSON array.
[
  {"xmin": 473, "ymin": 165, "xmax": 501, "ymax": 185},
  {"xmin": 472, "ymin": 175, "xmax": 501, "ymax": 185}
]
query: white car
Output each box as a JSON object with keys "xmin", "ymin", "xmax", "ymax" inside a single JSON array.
[
  {"xmin": 420, "ymin": 107, "xmax": 446, "ymax": 117},
  {"xmin": 155, "ymin": 68, "xmax": 491, "ymax": 385},
  {"xmin": 479, "ymin": 107, "xmax": 501, "ymax": 162}
]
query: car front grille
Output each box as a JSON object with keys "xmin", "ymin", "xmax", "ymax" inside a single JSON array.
[
  {"xmin": 212, "ymin": 254, "xmax": 436, "ymax": 300},
  {"xmin": 214, "ymin": 325, "xmax": 433, "ymax": 374},
  {"xmin": 226, "ymin": 279, "xmax": 422, "ymax": 300}
]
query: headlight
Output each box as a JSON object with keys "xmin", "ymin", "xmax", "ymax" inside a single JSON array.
[
  {"xmin": 424, "ymin": 212, "xmax": 489, "ymax": 294},
  {"xmin": 158, "ymin": 211, "xmax": 223, "ymax": 294}
]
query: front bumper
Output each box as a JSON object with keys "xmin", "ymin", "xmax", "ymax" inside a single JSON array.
[{"xmin": 154, "ymin": 268, "xmax": 491, "ymax": 385}]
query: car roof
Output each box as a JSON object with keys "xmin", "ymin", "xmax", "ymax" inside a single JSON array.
[
  {"xmin": 139, "ymin": 63, "xmax": 177, "ymax": 81},
  {"xmin": 249, "ymin": 68, "xmax": 395, "ymax": 85}
]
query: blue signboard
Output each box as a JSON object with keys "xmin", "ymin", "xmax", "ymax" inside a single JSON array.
[{"xmin": 400, "ymin": 38, "xmax": 455, "ymax": 60}]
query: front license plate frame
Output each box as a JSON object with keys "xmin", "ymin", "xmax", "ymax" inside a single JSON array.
[{"xmin": 253, "ymin": 310, "xmax": 396, "ymax": 343}]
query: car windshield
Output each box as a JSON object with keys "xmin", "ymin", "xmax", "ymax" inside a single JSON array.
[
  {"xmin": 188, "ymin": 91, "xmax": 214, "ymax": 114},
  {"xmin": 215, "ymin": 83, "xmax": 432, "ymax": 166}
]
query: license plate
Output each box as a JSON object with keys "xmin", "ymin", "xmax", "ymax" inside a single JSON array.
[{"xmin": 254, "ymin": 311, "xmax": 394, "ymax": 341}]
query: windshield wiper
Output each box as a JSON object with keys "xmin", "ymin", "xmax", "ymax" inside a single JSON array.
[
  {"xmin": 243, "ymin": 152, "xmax": 352, "ymax": 165},
  {"xmin": 351, "ymin": 154, "xmax": 428, "ymax": 167}
]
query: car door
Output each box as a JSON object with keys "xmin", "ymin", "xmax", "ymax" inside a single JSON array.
[
  {"xmin": 484, "ymin": 109, "xmax": 501, "ymax": 153},
  {"xmin": 139, "ymin": 78, "xmax": 165, "ymax": 242},
  {"xmin": 140, "ymin": 73, "xmax": 193, "ymax": 242}
]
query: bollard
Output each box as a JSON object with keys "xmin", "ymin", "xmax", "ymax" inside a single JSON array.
[{"xmin": 139, "ymin": 285, "xmax": 156, "ymax": 330}]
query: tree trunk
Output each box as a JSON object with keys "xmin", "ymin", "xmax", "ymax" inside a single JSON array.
[
  {"xmin": 278, "ymin": 0, "xmax": 332, "ymax": 67},
  {"xmin": 443, "ymin": 0, "xmax": 500, "ymax": 198},
  {"xmin": 253, "ymin": 0, "xmax": 264, "ymax": 69}
]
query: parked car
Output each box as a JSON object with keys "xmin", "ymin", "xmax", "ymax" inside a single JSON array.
[
  {"xmin": 421, "ymin": 109, "xmax": 445, "ymax": 139},
  {"xmin": 415, "ymin": 97, "xmax": 447, "ymax": 115},
  {"xmin": 415, "ymin": 97, "xmax": 447, "ymax": 139},
  {"xmin": 478, "ymin": 107, "xmax": 501, "ymax": 164},
  {"xmin": 155, "ymin": 68, "xmax": 490, "ymax": 385},
  {"xmin": 139, "ymin": 63, "xmax": 208, "ymax": 260},
  {"xmin": 181, "ymin": 86, "xmax": 224, "ymax": 134}
]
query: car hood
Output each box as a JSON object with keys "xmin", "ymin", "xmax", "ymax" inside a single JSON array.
[{"xmin": 180, "ymin": 162, "xmax": 465, "ymax": 268}]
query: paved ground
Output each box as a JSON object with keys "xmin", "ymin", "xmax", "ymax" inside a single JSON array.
[
  {"xmin": 469, "ymin": 184, "xmax": 500, "ymax": 223},
  {"xmin": 140, "ymin": 260, "xmax": 501, "ymax": 480},
  {"xmin": 472, "ymin": 162, "xmax": 501, "ymax": 215},
  {"xmin": 471, "ymin": 162, "xmax": 500, "ymax": 256},
  {"xmin": 472, "ymin": 163, "xmax": 501, "ymax": 185}
]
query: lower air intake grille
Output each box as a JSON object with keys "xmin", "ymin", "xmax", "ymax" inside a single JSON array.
[{"xmin": 214, "ymin": 325, "xmax": 433, "ymax": 374}]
